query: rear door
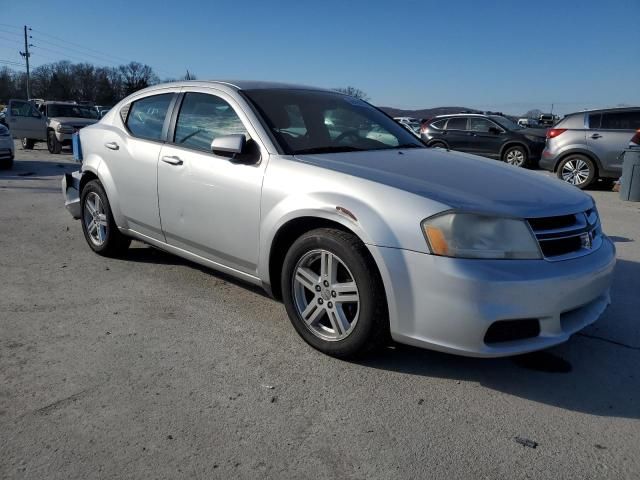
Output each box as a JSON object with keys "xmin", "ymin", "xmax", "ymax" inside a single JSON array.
[
  {"xmin": 101, "ymin": 90, "xmax": 177, "ymax": 240},
  {"xmin": 442, "ymin": 117, "xmax": 471, "ymax": 152},
  {"xmin": 587, "ymin": 110, "xmax": 640, "ymax": 173},
  {"xmin": 6, "ymin": 100, "xmax": 46, "ymax": 140}
]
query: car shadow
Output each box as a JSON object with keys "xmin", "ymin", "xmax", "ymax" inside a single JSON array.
[
  {"xmin": 120, "ymin": 244, "xmax": 272, "ymax": 298},
  {"xmin": 353, "ymin": 258, "xmax": 640, "ymax": 419}
]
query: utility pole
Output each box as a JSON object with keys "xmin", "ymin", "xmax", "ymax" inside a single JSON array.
[{"xmin": 19, "ymin": 25, "xmax": 32, "ymax": 100}]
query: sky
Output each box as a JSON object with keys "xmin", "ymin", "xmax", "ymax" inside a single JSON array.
[{"xmin": 1, "ymin": 0, "xmax": 639, "ymax": 115}]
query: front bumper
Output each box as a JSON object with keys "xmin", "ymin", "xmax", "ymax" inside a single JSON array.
[
  {"xmin": 371, "ymin": 237, "xmax": 616, "ymax": 357},
  {"xmin": 62, "ymin": 171, "xmax": 82, "ymax": 219}
]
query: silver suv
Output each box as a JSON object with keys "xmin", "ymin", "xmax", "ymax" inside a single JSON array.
[{"xmin": 540, "ymin": 107, "xmax": 640, "ymax": 188}]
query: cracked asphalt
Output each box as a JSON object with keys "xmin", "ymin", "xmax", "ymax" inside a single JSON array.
[{"xmin": 1, "ymin": 141, "xmax": 639, "ymax": 479}]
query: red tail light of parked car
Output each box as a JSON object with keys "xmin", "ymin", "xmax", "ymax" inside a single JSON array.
[
  {"xmin": 546, "ymin": 128, "xmax": 567, "ymax": 139},
  {"xmin": 630, "ymin": 129, "xmax": 640, "ymax": 147}
]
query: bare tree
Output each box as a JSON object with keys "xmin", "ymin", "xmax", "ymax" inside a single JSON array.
[
  {"xmin": 334, "ymin": 86, "xmax": 370, "ymax": 101},
  {"xmin": 119, "ymin": 62, "xmax": 159, "ymax": 96}
]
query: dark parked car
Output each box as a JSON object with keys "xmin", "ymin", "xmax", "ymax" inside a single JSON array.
[
  {"xmin": 539, "ymin": 107, "xmax": 640, "ymax": 189},
  {"xmin": 420, "ymin": 114, "xmax": 547, "ymax": 167}
]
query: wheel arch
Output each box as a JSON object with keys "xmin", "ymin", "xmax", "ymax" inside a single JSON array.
[
  {"xmin": 499, "ymin": 141, "xmax": 530, "ymax": 159},
  {"xmin": 266, "ymin": 215, "xmax": 381, "ymax": 301},
  {"xmin": 553, "ymin": 149, "xmax": 602, "ymax": 174}
]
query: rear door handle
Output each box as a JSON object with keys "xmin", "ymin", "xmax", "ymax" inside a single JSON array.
[
  {"xmin": 591, "ymin": 134, "xmax": 602, "ymax": 139},
  {"xmin": 161, "ymin": 155, "xmax": 183, "ymax": 166},
  {"xmin": 104, "ymin": 141, "xmax": 119, "ymax": 150}
]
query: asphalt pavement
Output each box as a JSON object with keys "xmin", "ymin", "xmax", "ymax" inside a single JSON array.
[{"xmin": 1, "ymin": 141, "xmax": 639, "ymax": 479}]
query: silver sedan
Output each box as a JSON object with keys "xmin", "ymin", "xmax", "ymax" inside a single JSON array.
[{"xmin": 62, "ymin": 81, "xmax": 615, "ymax": 358}]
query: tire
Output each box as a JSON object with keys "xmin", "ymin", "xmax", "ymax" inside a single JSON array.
[
  {"xmin": 21, "ymin": 138, "xmax": 35, "ymax": 150},
  {"xmin": 0, "ymin": 158, "xmax": 13, "ymax": 170},
  {"xmin": 429, "ymin": 141, "xmax": 447, "ymax": 149},
  {"xmin": 556, "ymin": 155, "xmax": 596, "ymax": 189},
  {"xmin": 281, "ymin": 228, "xmax": 388, "ymax": 358},
  {"xmin": 47, "ymin": 130, "xmax": 62, "ymax": 154},
  {"xmin": 502, "ymin": 145, "xmax": 528, "ymax": 167},
  {"xmin": 80, "ymin": 180, "xmax": 131, "ymax": 256}
]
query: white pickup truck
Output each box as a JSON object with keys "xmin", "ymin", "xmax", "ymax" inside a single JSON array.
[{"xmin": 6, "ymin": 100, "xmax": 99, "ymax": 154}]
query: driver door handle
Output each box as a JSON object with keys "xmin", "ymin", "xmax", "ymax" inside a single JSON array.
[
  {"xmin": 591, "ymin": 134, "xmax": 602, "ymax": 139},
  {"xmin": 161, "ymin": 155, "xmax": 183, "ymax": 166},
  {"xmin": 104, "ymin": 142, "xmax": 119, "ymax": 150}
]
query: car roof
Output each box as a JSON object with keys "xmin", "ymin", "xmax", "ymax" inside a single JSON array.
[
  {"xmin": 565, "ymin": 106, "xmax": 640, "ymax": 117},
  {"xmin": 433, "ymin": 113, "xmax": 493, "ymax": 119},
  {"xmin": 149, "ymin": 80, "xmax": 334, "ymax": 92}
]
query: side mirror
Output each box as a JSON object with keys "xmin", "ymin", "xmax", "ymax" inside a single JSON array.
[{"xmin": 211, "ymin": 134, "xmax": 246, "ymax": 157}]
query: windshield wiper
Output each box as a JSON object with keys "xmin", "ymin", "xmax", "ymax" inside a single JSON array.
[{"xmin": 294, "ymin": 146, "xmax": 365, "ymax": 155}]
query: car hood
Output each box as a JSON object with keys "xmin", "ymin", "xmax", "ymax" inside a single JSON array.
[
  {"xmin": 49, "ymin": 117, "xmax": 98, "ymax": 126},
  {"xmin": 294, "ymin": 148, "xmax": 593, "ymax": 218}
]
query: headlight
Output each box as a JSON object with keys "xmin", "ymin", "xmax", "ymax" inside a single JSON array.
[
  {"xmin": 421, "ymin": 212, "xmax": 541, "ymax": 259},
  {"xmin": 56, "ymin": 124, "xmax": 74, "ymax": 133}
]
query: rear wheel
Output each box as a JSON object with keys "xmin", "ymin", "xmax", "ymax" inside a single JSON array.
[
  {"xmin": 281, "ymin": 228, "xmax": 388, "ymax": 358},
  {"xmin": 429, "ymin": 141, "xmax": 447, "ymax": 149},
  {"xmin": 21, "ymin": 138, "xmax": 35, "ymax": 150},
  {"xmin": 557, "ymin": 155, "xmax": 596, "ymax": 189},
  {"xmin": 80, "ymin": 180, "xmax": 130, "ymax": 256},
  {"xmin": 47, "ymin": 131, "xmax": 62, "ymax": 154},
  {"xmin": 503, "ymin": 145, "xmax": 528, "ymax": 167}
]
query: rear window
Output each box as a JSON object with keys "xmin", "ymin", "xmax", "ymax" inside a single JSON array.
[
  {"xmin": 430, "ymin": 119, "xmax": 447, "ymax": 129},
  {"xmin": 600, "ymin": 111, "xmax": 640, "ymax": 130},
  {"xmin": 125, "ymin": 93, "xmax": 173, "ymax": 141},
  {"xmin": 588, "ymin": 113, "xmax": 601, "ymax": 129},
  {"xmin": 556, "ymin": 113, "xmax": 585, "ymax": 129},
  {"xmin": 445, "ymin": 117, "xmax": 467, "ymax": 130}
]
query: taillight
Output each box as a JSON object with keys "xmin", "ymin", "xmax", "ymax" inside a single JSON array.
[
  {"xmin": 420, "ymin": 123, "xmax": 429, "ymax": 134},
  {"xmin": 546, "ymin": 128, "xmax": 567, "ymax": 139},
  {"xmin": 630, "ymin": 129, "xmax": 640, "ymax": 147}
]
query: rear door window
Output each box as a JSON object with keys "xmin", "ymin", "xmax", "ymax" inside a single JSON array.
[
  {"xmin": 173, "ymin": 92, "xmax": 248, "ymax": 153},
  {"xmin": 445, "ymin": 117, "xmax": 468, "ymax": 130},
  {"xmin": 125, "ymin": 94, "xmax": 173, "ymax": 141},
  {"xmin": 600, "ymin": 111, "xmax": 640, "ymax": 130},
  {"xmin": 587, "ymin": 113, "xmax": 601, "ymax": 129},
  {"xmin": 10, "ymin": 100, "xmax": 38, "ymax": 117}
]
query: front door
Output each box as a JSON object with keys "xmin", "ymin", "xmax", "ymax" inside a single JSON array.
[
  {"xmin": 157, "ymin": 89, "xmax": 266, "ymax": 275},
  {"xmin": 467, "ymin": 117, "xmax": 504, "ymax": 158},
  {"xmin": 6, "ymin": 100, "xmax": 46, "ymax": 140}
]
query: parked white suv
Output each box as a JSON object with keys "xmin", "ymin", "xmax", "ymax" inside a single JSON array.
[{"xmin": 6, "ymin": 100, "xmax": 99, "ymax": 153}]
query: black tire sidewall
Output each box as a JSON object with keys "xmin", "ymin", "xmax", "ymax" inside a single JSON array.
[
  {"xmin": 47, "ymin": 131, "xmax": 61, "ymax": 154},
  {"xmin": 557, "ymin": 155, "xmax": 596, "ymax": 189},
  {"xmin": 22, "ymin": 138, "xmax": 34, "ymax": 150},
  {"xmin": 281, "ymin": 229, "xmax": 386, "ymax": 358},
  {"xmin": 430, "ymin": 141, "xmax": 447, "ymax": 149}
]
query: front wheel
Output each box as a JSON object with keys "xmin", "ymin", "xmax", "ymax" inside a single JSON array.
[
  {"xmin": 47, "ymin": 131, "xmax": 62, "ymax": 154},
  {"xmin": 557, "ymin": 155, "xmax": 596, "ymax": 189},
  {"xmin": 503, "ymin": 145, "xmax": 528, "ymax": 167},
  {"xmin": 21, "ymin": 138, "xmax": 35, "ymax": 150},
  {"xmin": 80, "ymin": 180, "xmax": 131, "ymax": 256},
  {"xmin": 281, "ymin": 228, "xmax": 388, "ymax": 358}
]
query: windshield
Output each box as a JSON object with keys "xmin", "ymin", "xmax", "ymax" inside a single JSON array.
[
  {"xmin": 243, "ymin": 89, "xmax": 424, "ymax": 154},
  {"xmin": 47, "ymin": 104, "xmax": 98, "ymax": 119},
  {"xmin": 490, "ymin": 115, "xmax": 522, "ymax": 130}
]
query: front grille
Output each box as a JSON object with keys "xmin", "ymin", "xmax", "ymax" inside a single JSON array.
[{"xmin": 527, "ymin": 208, "xmax": 601, "ymax": 260}]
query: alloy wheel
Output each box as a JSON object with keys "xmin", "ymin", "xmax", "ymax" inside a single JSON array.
[
  {"xmin": 561, "ymin": 159, "xmax": 590, "ymax": 186},
  {"xmin": 83, "ymin": 192, "xmax": 108, "ymax": 246},
  {"xmin": 505, "ymin": 149, "xmax": 525, "ymax": 166},
  {"xmin": 292, "ymin": 249, "xmax": 360, "ymax": 341}
]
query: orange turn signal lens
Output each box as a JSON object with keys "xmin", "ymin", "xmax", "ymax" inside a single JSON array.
[{"xmin": 424, "ymin": 225, "xmax": 449, "ymax": 256}]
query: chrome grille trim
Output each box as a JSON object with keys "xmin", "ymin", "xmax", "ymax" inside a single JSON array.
[{"xmin": 527, "ymin": 208, "xmax": 601, "ymax": 261}]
